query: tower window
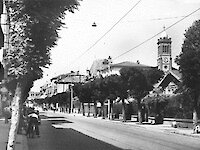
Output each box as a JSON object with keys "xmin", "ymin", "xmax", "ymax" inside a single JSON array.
[{"xmin": 162, "ymin": 45, "xmax": 169, "ymax": 53}]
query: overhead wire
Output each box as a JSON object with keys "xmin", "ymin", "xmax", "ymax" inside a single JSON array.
[
  {"xmin": 113, "ymin": 7, "xmax": 200, "ymax": 61},
  {"xmin": 70, "ymin": 0, "xmax": 142, "ymax": 64}
]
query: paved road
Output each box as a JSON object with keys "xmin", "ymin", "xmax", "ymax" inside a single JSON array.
[
  {"xmin": 28, "ymin": 111, "xmax": 200, "ymax": 150},
  {"xmin": 27, "ymin": 112, "xmax": 122, "ymax": 150}
]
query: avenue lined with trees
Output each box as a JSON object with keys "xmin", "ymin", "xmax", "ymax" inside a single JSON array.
[{"xmin": 0, "ymin": 0, "xmax": 200, "ymax": 149}]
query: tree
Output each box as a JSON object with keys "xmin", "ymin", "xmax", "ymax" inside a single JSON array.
[
  {"xmin": 120, "ymin": 67, "xmax": 163, "ymax": 123},
  {"xmin": 103, "ymin": 74, "xmax": 121, "ymax": 120},
  {"xmin": 74, "ymin": 82, "xmax": 93, "ymax": 116},
  {"xmin": 92, "ymin": 77, "xmax": 107, "ymax": 118},
  {"xmin": 120, "ymin": 67, "xmax": 149, "ymax": 123},
  {"xmin": 175, "ymin": 20, "xmax": 200, "ymax": 127},
  {"xmin": 4, "ymin": 1, "xmax": 79, "ymax": 149}
]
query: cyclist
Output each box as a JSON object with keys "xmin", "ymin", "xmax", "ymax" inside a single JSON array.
[{"xmin": 26, "ymin": 110, "xmax": 40, "ymax": 137}]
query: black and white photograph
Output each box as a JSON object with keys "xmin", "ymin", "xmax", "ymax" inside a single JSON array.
[{"xmin": 0, "ymin": 0, "xmax": 200, "ymax": 150}]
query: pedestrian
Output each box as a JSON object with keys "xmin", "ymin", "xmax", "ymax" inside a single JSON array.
[{"xmin": 3, "ymin": 106, "xmax": 11, "ymax": 124}]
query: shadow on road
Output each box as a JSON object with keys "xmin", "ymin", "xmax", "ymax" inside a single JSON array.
[{"xmin": 27, "ymin": 117, "xmax": 131, "ymax": 150}]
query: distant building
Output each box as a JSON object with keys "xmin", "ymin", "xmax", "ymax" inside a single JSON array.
[
  {"xmin": 90, "ymin": 28, "xmax": 181, "ymax": 97},
  {"xmin": 27, "ymin": 91, "xmax": 42, "ymax": 100},
  {"xmin": 89, "ymin": 56, "xmax": 153, "ymax": 78},
  {"xmin": 38, "ymin": 71, "xmax": 86, "ymax": 99}
]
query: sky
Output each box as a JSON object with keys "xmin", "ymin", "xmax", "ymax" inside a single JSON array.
[{"xmin": 22, "ymin": 0, "xmax": 200, "ymax": 91}]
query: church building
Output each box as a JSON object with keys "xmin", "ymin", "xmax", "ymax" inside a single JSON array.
[{"xmin": 155, "ymin": 27, "xmax": 181, "ymax": 95}]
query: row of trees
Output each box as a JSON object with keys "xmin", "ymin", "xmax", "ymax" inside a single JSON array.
[{"xmin": 73, "ymin": 67, "xmax": 164, "ymax": 123}]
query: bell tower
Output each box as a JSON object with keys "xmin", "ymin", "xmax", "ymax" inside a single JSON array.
[{"xmin": 157, "ymin": 27, "xmax": 172, "ymax": 73}]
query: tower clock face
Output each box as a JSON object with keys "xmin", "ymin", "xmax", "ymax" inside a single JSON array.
[{"xmin": 163, "ymin": 57, "xmax": 169, "ymax": 63}]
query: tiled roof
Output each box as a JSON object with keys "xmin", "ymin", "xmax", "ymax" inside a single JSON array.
[
  {"xmin": 51, "ymin": 71, "xmax": 80, "ymax": 82},
  {"xmin": 110, "ymin": 61, "xmax": 152, "ymax": 68}
]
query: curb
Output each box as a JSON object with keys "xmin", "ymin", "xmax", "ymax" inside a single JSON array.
[{"xmin": 170, "ymin": 130, "xmax": 200, "ymax": 138}]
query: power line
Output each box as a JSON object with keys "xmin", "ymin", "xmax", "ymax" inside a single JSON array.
[
  {"xmin": 70, "ymin": 0, "xmax": 142, "ymax": 64},
  {"xmin": 113, "ymin": 7, "xmax": 200, "ymax": 61},
  {"xmin": 126, "ymin": 15, "xmax": 186, "ymax": 22},
  {"xmin": 67, "ymin": 14, "xmax": 200, "ymax": 24}
]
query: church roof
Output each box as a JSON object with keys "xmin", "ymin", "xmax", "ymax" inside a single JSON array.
[
  {"xmin": 171, "ymin": 68, "xmax": 182, "ymax": 79},
  {"xmin": 156, "ymin": 71, "xmax": 181, "ymax": 89}
]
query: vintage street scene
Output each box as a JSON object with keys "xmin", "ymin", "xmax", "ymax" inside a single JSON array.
[{"xmin": 0, "ymin": 0, "xmax": 200, "ymax": 150}]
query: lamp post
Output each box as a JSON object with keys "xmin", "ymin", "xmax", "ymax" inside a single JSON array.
[{"xmin": 107, "ymin": 56, "xmax": 112, "ymax": 119}]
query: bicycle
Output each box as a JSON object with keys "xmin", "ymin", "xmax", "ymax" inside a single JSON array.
[
  {"xmin": 29, "ymin": 123, "xmax": 36, "ymax": 138},
  {"xmin": 26, "ymin": 117, "xmax": 39, "ymax": 138}
]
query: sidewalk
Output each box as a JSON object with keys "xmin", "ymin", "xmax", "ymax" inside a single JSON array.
[
  {"xmin": 0, "ymin": 119, "xmax": 28, "ymax": 150},
  {"xmin": 123, "ymin": 121, "xmax": 200, "ymax": 138}
]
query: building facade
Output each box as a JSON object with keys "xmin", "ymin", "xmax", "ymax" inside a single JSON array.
[
  {"xmin": 156, "ymin": 28, "xmax": 181, "ymax": 96},
  {"xmin": 157, "ymin": 27, "xmax": 172, "ymax": 73}
]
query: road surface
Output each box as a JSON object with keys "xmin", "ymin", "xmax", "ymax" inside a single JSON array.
[{"xmin": 27, "ymin": 111, "xmax": 200, "ymax": 150}]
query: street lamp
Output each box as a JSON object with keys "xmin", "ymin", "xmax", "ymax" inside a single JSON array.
[{"xmin": 92, "ymin": 22, "xmax": 97, "ymax": 27}]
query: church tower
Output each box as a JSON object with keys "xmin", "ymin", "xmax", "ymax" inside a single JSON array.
[{"xmin": 157, "ymin": 27, "xmax": 172, "ymax": 73}]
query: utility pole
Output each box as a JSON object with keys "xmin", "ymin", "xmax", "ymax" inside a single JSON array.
[{"xmin": 70, "ymin": 84, "xmax": 74, "ymax": 113}]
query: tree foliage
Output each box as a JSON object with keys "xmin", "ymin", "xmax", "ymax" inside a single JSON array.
[
  {"xmin": 175, "ymin": 20, "xmax": 200, "ymax": 92},
  {"xmin": 73, "ymin": 81, "xmax": 93, "ymax": 104},
  {"xmin": 120, "ymin": 67, "xmax": 149, "ymax": 100},
  {"xmin": 4, "ymin": 1, "xmax": 80, "ymax": 149},
  {"xmin": 119, "ymin": 67, "xmax": 163, "ymax": 123},
  {"xmin": 5, "ymin": 0, "xmax": 79, "ymax": 97},
  {"xmin": 175, "ymin": 20, "xmax": 200, "ymax": 125},
  {"xmin": 103, "ymin": 74, "xmax": 121, "ymax": 100}
]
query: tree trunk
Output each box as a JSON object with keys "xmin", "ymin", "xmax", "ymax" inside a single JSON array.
[
  {"xmin": 7, "ymin": 83, "xmax": 22, "ymax": 150},
  {"xmin": 93, "ymin": 101, "xmax": 97, "ymax": 118},
  {"xmin": 145, "ymin": 104, "xmax": 149, "ymax": 122},
  {"xmin": 87, "ymin": 103, "xmax": 90, "ymax": 117},
  {"xmin": 122, "ymin": 99, "xmax": 126, "ymax": 122},
  {"xmin": 137, "ymin": 100, "xmax": 142, "ymax": 124},
  {"xmin": 110, "ymin": 101, "xmax": 114, "ymax": 120},
  {"xmin": 0, "ymin": 94, "xmax": 2, "ymax": 117},
  {"xmin": 81, "ymin": 103, "xmax": 85, "ymax": 116},
  {"xmin": 192, "ymin": 94, "xmax": 199, "ymax": 129},
  {"xmin": 193, "ymin": 108, "xmax": 198, "ymax": 126},
  {"xmin": 101, "ymin": 102, "xmax": 105, "ymax": 119},
  {"xmin": 17, "ymin": 102, "xmax": 23, "ymax": 134}
]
